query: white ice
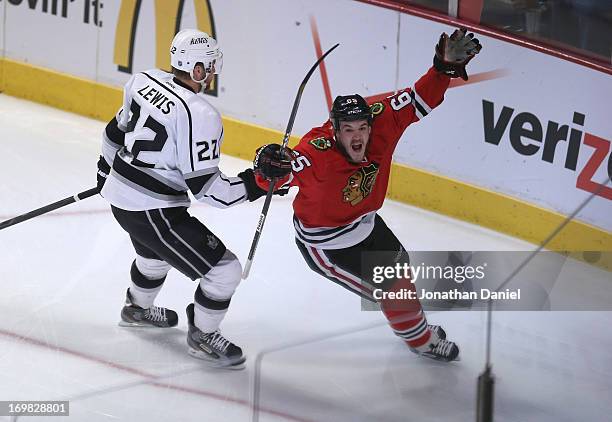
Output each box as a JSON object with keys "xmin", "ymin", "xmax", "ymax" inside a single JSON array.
[{"xmin": 1, "ymin": 94, "xmax": 611, "ymax": 422}]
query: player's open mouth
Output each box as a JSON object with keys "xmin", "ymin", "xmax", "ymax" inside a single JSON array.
[{"xmin": 351, "ymin": 142, "xmax": 363, "ymax": 152}]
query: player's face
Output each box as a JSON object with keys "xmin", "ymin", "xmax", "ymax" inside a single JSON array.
[
  {"xmin": 194, "ymin": 63, "xmax": 215, "ymax": 89},
  {"xmin": 337, "ymin": 120, "xmax": 371, "ymax": 163}
]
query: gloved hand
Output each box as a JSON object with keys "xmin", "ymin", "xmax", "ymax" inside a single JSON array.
[
  {"xmin": 237, "ymin": 168, "xmax": 290, "ymax": 202},
  {"xmin": 254, "ymin": 144, "xmax": 294, "ymax": 180},
  {"xmin": 433, "ymin": 28, "xmax": 482, "ymax": 81},
  {"xmin": 97, "ymin": 155, "xmax": 111, "ymax": 193}
]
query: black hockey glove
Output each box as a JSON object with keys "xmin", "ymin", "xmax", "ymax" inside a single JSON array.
[
  {"xmin": 237, "ymin": 168, "xmax": 290, "ymax": 202},
  {"xmin": 97, "ymin": 155, "xmax": 111, "ymax": 193},
  {"xmin": 433, "ymin": 28, "xmax": 482, "ymax": 81},
  {"xmin": 254, "ymin": 144, "xmax": 293, "ymax": 180}
]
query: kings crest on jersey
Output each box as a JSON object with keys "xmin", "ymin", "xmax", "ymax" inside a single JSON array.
[{"xmin": 101, "ymin": 69, "xmax": 247, "ymax": 211}]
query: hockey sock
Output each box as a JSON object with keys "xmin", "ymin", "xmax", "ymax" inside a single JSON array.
[
  {"xmin": 379, "ymin": 274, "xmax": 434, "ymax": 349},
  {"xmin": 382, "ymin": 307, "xmax": 434, "ymax": 349},
  {"xmin": 194, "ymin": 285, "xmax": 230, "ymax": 333},
  {"xmin": 129, "ymin": 261, "xmax": 166, "ymax": 309}
]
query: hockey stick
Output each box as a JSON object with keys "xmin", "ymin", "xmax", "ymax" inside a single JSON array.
[
  {"xmin": 0, "ymin": 187, "xmax": 99, "ymax": 231},
  {"xmin": 242, "ymin": 43, "xmax": 340, "ymax": 279}
]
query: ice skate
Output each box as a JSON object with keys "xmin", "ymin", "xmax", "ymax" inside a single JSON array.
[
  {"xmin": 119, "ymin": 289, "xmax": 178, "ymax": 328},
  {"xmin": 186, "ymin": 304, "xmax": 246, "ymax": 369},
  {"xmin": 411, "ymin": 335, "xmax": 460, "ymax": 362},
  {"xmin": 428, "ymin": 324, "xmax": 446, "ymax": 340}
]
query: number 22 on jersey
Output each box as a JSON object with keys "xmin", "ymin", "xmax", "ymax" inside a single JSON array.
[
  {"xmin": 195, "ymin": 139, "xmax": 220, "ymax": 161},
  {"xmin": 125, "ymin": 99, "xmax": 168, "ymax": 168}
]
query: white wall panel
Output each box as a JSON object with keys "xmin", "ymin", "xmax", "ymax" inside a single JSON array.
[
  {"xmin": 4, "ymin": 0, "xmax": 99, "ymax": 80},
  {"xmin": 393, "ymin": 13, "xmax": 611, "ymax": 231},
  {"xmin": 3, "ymin": 0, "xmax": 610, "ymax": 230}
]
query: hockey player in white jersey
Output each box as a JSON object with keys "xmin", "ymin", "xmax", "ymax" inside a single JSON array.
[{"xmin": 97, "ymin": 29, "xmax": 278, "ymax": 368}]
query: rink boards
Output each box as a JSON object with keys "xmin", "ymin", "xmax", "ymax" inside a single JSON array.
[{"xmin": 0, "ymin": 0, "xmax": 610, "ymax": 266}]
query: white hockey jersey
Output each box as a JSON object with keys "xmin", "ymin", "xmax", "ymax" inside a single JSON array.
[{"xmin": 101, "ymin": 69, "xmax": 247, "ymax": 211}]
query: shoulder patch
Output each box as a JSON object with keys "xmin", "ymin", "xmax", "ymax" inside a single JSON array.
[
  {"xmin": 370, "ymin": 102, "xmax": 384, "ymax": 116},
  {"xmin": 308, "ymin": 137, "xmax": 332, "ymax": 151}
]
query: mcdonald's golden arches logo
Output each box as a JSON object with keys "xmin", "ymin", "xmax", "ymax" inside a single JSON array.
[{"xmin": 113, "ymin": 0, "xmax": 218, "ymax": 96}]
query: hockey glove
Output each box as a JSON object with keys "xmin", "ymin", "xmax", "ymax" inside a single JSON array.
[
  {"xmin": 97, "ymin": 155, "xmax": 111, "ymax": 193},
  {"xmin": 237, "ymin": 168, "xmax": 290, "ymax": 202},
  {"xmin": 254, "ymin": 144, "xmax": 294, "ymax": 180},
  {"xmin": 433, "ymin": 27, "xmax": 482, "ymax": 81}
]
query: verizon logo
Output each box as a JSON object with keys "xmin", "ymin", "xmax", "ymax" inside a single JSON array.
[{"xmin": 483, "ymin": 100, "xmax": 611, "ymax": 200}]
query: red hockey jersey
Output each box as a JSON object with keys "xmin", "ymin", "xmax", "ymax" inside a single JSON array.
[{"xmin": 291, "ymin": 67, "xmax": 450, "ymax": 249}]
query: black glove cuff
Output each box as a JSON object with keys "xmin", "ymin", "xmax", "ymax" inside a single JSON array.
[
  {"xmin": 433, "ymin": 54, "xmax": 469, "ymax": 80},
  {"xmin": 97, "ymin": 155, "xmax": 111, "ymax": 194},
  {"xmin": 433, "ymin": 55, "xmax": 452, "ymax": 74},
  {"xmin": 237, "ymin": 168, "xmax": 266, "ymax": 202},
  {"xmin": 98, "ymin": 155, "xmax": 111, "ymax": 174}
]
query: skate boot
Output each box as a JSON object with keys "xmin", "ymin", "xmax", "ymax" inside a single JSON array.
[
  {"xmin": 428, "ymin": 325, "xmax": 446, "ymax": 340},
  {"xmin": 411, "ymin": 338, "xmax": 459, "ymax": 362},
  {"xmin": 410, "ymin": 326, "xmax": 459, "ymax": 362},
  {"xmin": 119, "ymin": 289, "xmax": 178, "ymax": 328},
  {"xmin": 186, "ymin": 304, "xmax": 246, "ymax": 369}
]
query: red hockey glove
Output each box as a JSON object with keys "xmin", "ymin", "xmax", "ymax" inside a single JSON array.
[
  {"xmin": 254, "ymin": 171, "xmax": 291, "ymax": 193},
  {"xmin": 433, "ymin": 28, "xmax": 482, "ymax": 81}
]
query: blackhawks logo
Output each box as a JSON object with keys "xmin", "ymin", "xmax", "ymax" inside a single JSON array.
[
  {"xmin": 309, "ymin": 137, "xmax": 332, "ymax": 151},
  {"xmin": 342, "ymin": 162, "xmax": 380, "ymax": 206}
]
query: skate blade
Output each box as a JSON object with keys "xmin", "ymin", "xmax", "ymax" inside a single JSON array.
[
  {"xmin": 118, "ymin": 320, "xmax": 170, "ymax": 328},
  {"xmin": 419, "ymin": 354, "xmax": 461, "ymax": 363},
  {"xmin": 410, "ymin": 349, "xmax": 461, "ymax": 362},
  {"xmin": 188, "ymin": 348, "xmax": 247, "ymax": 370}
]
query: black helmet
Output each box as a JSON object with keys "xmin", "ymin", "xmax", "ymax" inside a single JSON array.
[{"xmin": 329, "ymin": 94, "xmax": 372, "ymax": 130}]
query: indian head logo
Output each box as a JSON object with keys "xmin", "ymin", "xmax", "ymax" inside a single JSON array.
[{"xmin": 342, "ymin": 163, "xmax": 380, "ymax": 206}]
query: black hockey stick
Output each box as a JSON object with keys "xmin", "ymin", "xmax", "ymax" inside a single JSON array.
[
  {"xmin": 0, "ymin": 187, "xmax": 99, "ymax": 231},
  {"xmin": 242, "ymin": 43, "xmax": 340, "ymax": 279}
]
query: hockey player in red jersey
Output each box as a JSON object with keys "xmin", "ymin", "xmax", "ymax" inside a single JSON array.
[{"xmin": 255, "ymin": 28, "xmax": 481, "ymax": 361}]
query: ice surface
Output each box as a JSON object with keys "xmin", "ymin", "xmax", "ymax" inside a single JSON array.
[{"xmin": 1, "ymin": 94, "xmax": 610, "ymax": 422}]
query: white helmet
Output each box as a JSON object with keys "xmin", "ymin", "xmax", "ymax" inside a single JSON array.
[{"xmin": 170, "ymin": 29, "xmax": 223, "ymax": 85}]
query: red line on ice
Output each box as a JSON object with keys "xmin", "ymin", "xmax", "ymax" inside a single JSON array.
[{"xmin": 0, "ymin": 328, "xmax": 313, "ymax": 422}]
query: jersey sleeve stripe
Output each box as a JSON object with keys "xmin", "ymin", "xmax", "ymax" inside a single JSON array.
[
  {"xmin": 412, "ymin": 88, "xmax": 433, "ymax": 114},
  {"xmin": 202, "ymin": 194, "xmax": 246, "ymax": 206},
  {"xmin": 184, "ymin": 166, "xmax": 220, "ymax": 179},
  {"xmin": 142, "ymin": 72, "xmax": 196, "ymax": 171},
  {"xmin": 103, "ymin": 132, "xmax": 120, "ymax": 150},
  {"xmin": 104, "ymin": 117, "xmax": 126, "ymax": 147},
  {"xmin": 219, "ymin": 174, "xmax": 244, "ymax": 186},
  {"xmin": 188, "ymin": 172, "xmax": 220, "ymax": 199},
  {"xmin": 409, "ymin": 90, "xmax": 428, "ymax": 120}
]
